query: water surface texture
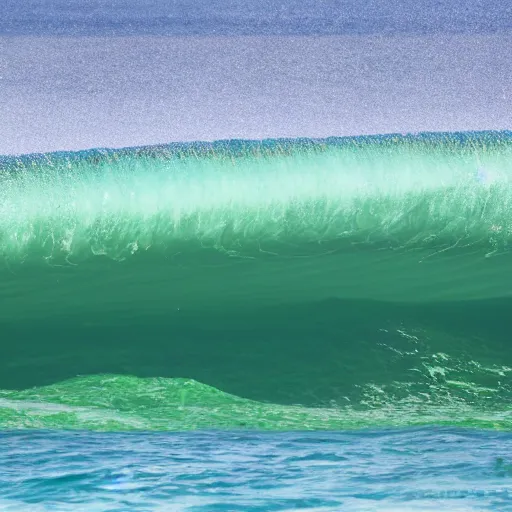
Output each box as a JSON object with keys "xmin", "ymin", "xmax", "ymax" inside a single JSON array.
[{"xmin": 1, "ymin": 428, "xmax": 511, "ymax": 511}]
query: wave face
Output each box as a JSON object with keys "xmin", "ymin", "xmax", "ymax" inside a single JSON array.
[{"xmin": 0, "ymin": 131, "xmax": 511, "ymax": 431}]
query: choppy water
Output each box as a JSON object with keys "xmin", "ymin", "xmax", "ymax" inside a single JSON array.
[{"xmin": 1, "ymin": 428, "xmax": 511, "ymax": 511}]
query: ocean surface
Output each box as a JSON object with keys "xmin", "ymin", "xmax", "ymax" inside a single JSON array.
[{"xmin": 1, "ymin": 428, "xmax": 511, "ymax": 511}]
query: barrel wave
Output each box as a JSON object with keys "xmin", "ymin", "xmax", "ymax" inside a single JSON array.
[{"xmin": 0, "ymin": 131, "xmax": 511, "ymax": 431}]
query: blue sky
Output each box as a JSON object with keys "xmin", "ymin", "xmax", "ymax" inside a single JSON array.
[
  {"xmin": 2, "ymin": 0, "xmax": 511, "ymax": 36},
  {"xmin": 1, "ymin": 1, "xmax": 511, "ymax": 154}
]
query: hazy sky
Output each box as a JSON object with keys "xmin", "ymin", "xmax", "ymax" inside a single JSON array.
[
  {"xmin": 2, "ymin": 0, "xmax": 511, "ymax": 36},
  {"xmin": 1, "ymin": 1, "xmax": 511, "ymax": 155}
]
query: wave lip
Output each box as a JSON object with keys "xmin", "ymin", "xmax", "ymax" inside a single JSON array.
[
  {"xmin": 2, "ymin": 131, "xmax": 512, "ymax": 264},
  {"xmin": 0, "ymin": 131, "xmax": 512, "ymax": 320}
]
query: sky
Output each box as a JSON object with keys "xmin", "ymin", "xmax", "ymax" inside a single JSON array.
[
  {"xmin": 2, "ymin": 0, "xmax": 511, "ymax": 36},
  {"xmin": 1, "ymin": 0, "xmax": 511, "ymax": 155}
]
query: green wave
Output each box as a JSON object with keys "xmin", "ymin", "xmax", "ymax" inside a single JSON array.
[
  {"xmin": 1, "ymin": 131, "xmax": 512, "ymax": 431},
  {"xmin": 0, "ymin": 373, "xmax": 510, "ymax": 431},
  {"xmin": 2, "ymin": 131, "xmax": 512, "ymax": 266},
  {"xmin": 1, "ymin": 301, "xmax": 511, "ymax": 431}
]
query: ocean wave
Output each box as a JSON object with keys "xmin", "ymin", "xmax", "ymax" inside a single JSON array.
[
  {"xmin": 1, "ymin": 372, "xmax": 510, "ymax": 431},
  {"xmin": 1, "ymin": 132, "xmax": 511, "ymax": 430},
  {"xmin": 1, "ymin": 131, "xmax": 512, "ymax": 265}
]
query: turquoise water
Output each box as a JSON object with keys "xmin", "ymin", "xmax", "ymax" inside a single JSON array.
[{"xmin": 1, "ymin": 428, "xmax": 511, "ymax": 511}]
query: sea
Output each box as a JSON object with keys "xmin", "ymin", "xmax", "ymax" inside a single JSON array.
[{"xmin": 1, "ymin": 1, "xmax": 512, "ymax": 511}]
